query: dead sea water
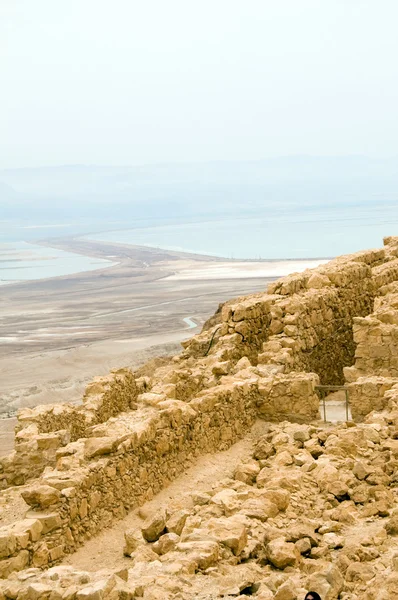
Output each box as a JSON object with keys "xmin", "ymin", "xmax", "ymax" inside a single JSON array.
[{"xmin": 87, "ymin": 202, "xmax": 398, "ymax": 259}]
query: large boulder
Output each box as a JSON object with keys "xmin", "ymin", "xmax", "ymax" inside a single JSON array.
[{"xmin": 266, "ymin": 537, "xmax": 298, "ymax": 569}]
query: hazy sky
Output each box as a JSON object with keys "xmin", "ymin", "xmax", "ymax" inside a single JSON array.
[{"xmin": 2, "ymin": 0, "xmax": 398, "ymax": 168}]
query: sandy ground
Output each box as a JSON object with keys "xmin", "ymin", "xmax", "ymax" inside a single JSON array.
[
  {"xmin": 0, "ymin": 237, "xmax": 325, "ymax": 455},
  {"xmin": 62, "ymin": 420, "xmax": 269, "ymax": 572}
]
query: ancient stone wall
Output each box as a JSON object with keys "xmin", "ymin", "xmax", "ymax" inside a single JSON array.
[
  {"xmin": 0, "ymin": 368, "xmax": 321, "ymax": 576},
  {"xmin": 0, "ymin": 380, "xmax": 258, "ymax": 575},
  {"xmin": 345, "ymin": 286, "xmax": 398, "ymax": 382},
  {"xmin": 186, "ymin": 239, "xmax": 398, "ymax": 388},
  {"xmin": 343, "ymin": 266, "xmax": 398, "ymax": 420},
  {"xmin": 347, "ymin": 377, "xmax": 398, "ymax": 420},
  {"xmin": 0, "ymin": 369, "xmax": 138, "ymax": 488}
]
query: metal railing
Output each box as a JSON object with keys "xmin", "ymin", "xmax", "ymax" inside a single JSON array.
[{"xmin": 315, "ymin": 384, "xmax": 350, "ymax": 422}]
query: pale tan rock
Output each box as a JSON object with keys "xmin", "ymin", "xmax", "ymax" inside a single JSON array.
[
  {"xmin": 234, "ymin": 461, "xmax": 260, "ymax": 485},
  {"xmin": 345, "ymin": 562, "xmax": 375, "ymax": 583},
  {"xmin": 25, "ymin": 510, "xmax": 61, "ymax": 535},
  {"xmin": 266, "ymin": 537, "xmax": 298, "ymax": 569},
  {"xmin": 307, "ymin": 564, "xmax": 344, "ymax": 600},
  {"xmin": 204, "ymin": 516, "xmax": 248, "ymax": 556},
  {"xmin": 239, "ymin": 497, "xmax": 279, "ymax": 521},
  {"xmin": 274, "ymin": 580, "xmax": 297, "ymax": 600},
  {"xmin": 84, "ymin": 437, "xmax": 116, "ymax": 459},
  {"xmin": 261, "ymin": 489, "xmax": 290, "ymax": 511},
  {"xmin": 176, "ymin": 540, "xmax": 219, "ymax": 570},
  {"xmin": 21, "ymin": 485, "xmax": 61, "ymax": 508},
  {"xmin": 123, "ymin": 529, "xmax": 145, "ymax": 556},
  {"xmin": 129, "ymin": 545, "xmax": 160, "ymax": 565},
  {"xmin": 141, "ymin": 511, "xmax": 166, "ymax": 542},
  {"xmin": 385, "ymin": 514, "xmax": 398, "ymax": 536},
  {"xmin": 323, "ymin": 533, "xmax": 345, "ymax": 549},
  {"xmin": 274, "ymin": 450, "xmax": 293, "ymax": 466},
  {"xmin": 307, "ymin": 273, "xmax": 331, "ymax": 289},
  {"xmin": 166, "ymin": 510, "xmax": 190, "ymax": 536},
  {"xmin": 327, "ymin": 480, "xmax": 349, "ymax": 499},
  {"xmin": 152, "ymin": 532, "xmax": 179, "ymax": 555},
  {"xmin": 210, "ymin": 488, "xmax": 240, "ymax": 515},
  {"xmin": 253, "ymin": 437, "xmax": 274, "ymax": 460},
  {"xmin": 26, "ymin": 583, "xmax": 55, "ymax": 599},
  {"xmin": 0, "ymin": 553, "xmax": 29, "ymax": 579},
  {"xmin": 286, "ymin": 524, "xmax": 319, "ymax": 547},
  {"xmin": 295, "ymin": 537, "xmax": 312, "ymax": 554},
  {"xmin": 255, "ymin": 588, "xmax": 274, "ymax": 600}
]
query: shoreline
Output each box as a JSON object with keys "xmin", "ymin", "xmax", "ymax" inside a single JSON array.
[
  {"xmin": 0, "ymin": 239, "xmax": 118, "ymax": 288},
  {"xmin": 7, "ymin": 235, "xmax": 333, "ymax": 288}
]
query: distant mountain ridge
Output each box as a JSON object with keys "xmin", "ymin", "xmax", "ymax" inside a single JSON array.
[{"xmin": 1, "ymin": 156, "xmax": 398, "ymax": 222}]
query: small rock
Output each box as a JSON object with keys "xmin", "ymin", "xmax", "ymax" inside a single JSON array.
[
  {"xmin": 152, "ymin": 532, "xmax": 179, "ymax": 555},
  {"xmin": 234, "ymin": 461, "xmax": 261, "ymax": 485},
  {"xmin": 323, "ymin": 532, "xmax": 345, "ymax": 549},
  {"xmin": 123, "ymin": 529, "xmax": 145, "ymax": 556}
]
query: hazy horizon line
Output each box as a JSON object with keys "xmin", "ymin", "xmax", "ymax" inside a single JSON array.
[{"xmin": 2, "ymin": 153, "xmax": 398, "ymax": 173}]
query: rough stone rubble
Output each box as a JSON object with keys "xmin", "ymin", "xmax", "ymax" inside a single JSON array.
[{"xmin": 1, "ymin": 237, "xmax": 398, "ymax": 598}]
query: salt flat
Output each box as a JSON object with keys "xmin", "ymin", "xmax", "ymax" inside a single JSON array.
[{"xmin": 165, "ymin": 259, "xmax": 328, "ymax": 280}]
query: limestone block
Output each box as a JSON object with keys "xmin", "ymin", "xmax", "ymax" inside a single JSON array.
[
  {"xmin": 307, "ymin": 273, "xmax": 331, "ymax": 289},
  {"xmin": 123, "ymin": 530, "xmax": 145, "ymax": 556},
  {"xmin": 25, "ymin": 511, "xmax": 61, "ymax": 535},
  {"xmin": 166, "ymin": 510, "xmax": 191, "ymax": 536},
  {"xmin": 266, "ymin": 537, "xmax": 298, "ymax": 569},
  {"xmin": 176, "ymin": 540, "xmax": 219, "ymax": 570},
  {"xmin": 233, "ymin": 461, "xmax": 260, "ymax": 485},
  {"xmin": 32, "ymin": 542, "xmax": 50, "ymax": 567},
  {"xmin": 84, "ymin": 437, "xmax": 116, "ymax": 459},
  {"xmin": 22, "ymin": 485, "xmax": 61, "ymax": 508},
  {"xmin": 239, "ymin": 497, "xmax": 279, "ymax": 521},
  {"xmin": 152, "ymin": 532, "xmax": 179, "ymax": 555},
  {"xmin": 10, "ymin": 519, "xmax": 43, "ymax": 544},
  {"xmin": 306, "ymin": 564, "xmax": 344, "ymax": 600},
  {"xmin": 0, "ymin": 550, "xmax": 28, "ymax": 578},
  {"xmin": 210, "ymin": 489, "xmax": 240, "ymax": 515},
  {"xmin": 274, "ymin": 581, "xmax": 297, "ymax": 600},
  {"xmin": 0, "ymin": 530, "xmax": 16, "ymax": 559},
  {"xmin": 141, "ymin": 511, "xmax": 166, "ymax": 542},
  {"xmin": 261, "ymin": 489, "xmax": 290, "ymax": 511}
]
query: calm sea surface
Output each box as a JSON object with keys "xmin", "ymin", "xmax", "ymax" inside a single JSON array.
[
  {"xmin": 1, "ymin": 201, "xmax": 397, "ymax": 283},
  {"xmin": 0, "ymin": 234, "xmax": 114, "ymax": 284},
  {"xmin": 87, "ymin": 202, "xmax": 398, "ymax": 259}
]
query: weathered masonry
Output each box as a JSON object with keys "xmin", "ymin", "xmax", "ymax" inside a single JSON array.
[{"xmin": 1, "ymin": 236, "xmax": 398, "ymax": 576}]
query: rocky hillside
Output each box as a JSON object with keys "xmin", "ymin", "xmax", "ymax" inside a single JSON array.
[{"xmin": 2, "ymin": 236, "xmax": 398, "ymax": 599}]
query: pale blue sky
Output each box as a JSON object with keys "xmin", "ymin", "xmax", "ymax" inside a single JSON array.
[{"xmin": 1, "ymin": 0, "xmax": 398, "ymax": 168}]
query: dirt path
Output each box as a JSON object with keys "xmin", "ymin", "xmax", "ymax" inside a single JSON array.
[{"xmin": 62, "ymin": 420, "xmax": 268, "ymax": 572}]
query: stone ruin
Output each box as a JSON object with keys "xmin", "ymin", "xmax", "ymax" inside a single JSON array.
[{"xmin": 1, "ymin": 237, "xmax": 398, "ymax": 598}]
